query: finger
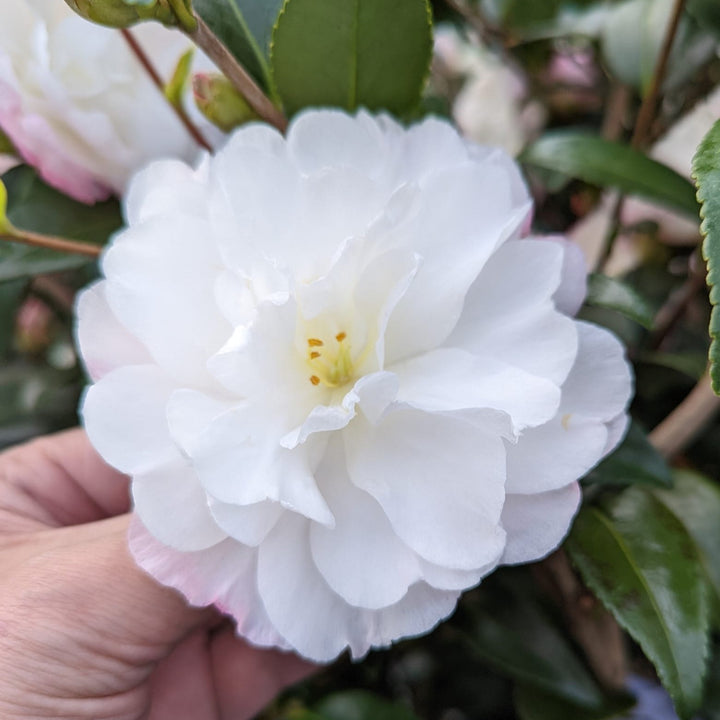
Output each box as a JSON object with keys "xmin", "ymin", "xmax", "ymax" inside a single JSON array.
[
  {"xmin": 0, "ymin": 428, "xmax": 130, "ymax": 529},
  {"xmin": 148, "ymin": 628, "xmax": 220, "ymax": 720},
  {"xmin": 210, "ymin": 624, "xmax": 317, "ymax": 720}
]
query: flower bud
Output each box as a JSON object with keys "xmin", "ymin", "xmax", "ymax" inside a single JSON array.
[
  {"xmin": 193, "ymin": 73, "xmax": 258, "ymax": 132},
  {"xmin": 63, "ymin": 0, "xmax": 195, "ymax": 30}
]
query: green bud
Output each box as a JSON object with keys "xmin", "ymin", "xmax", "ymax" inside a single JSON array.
[
  {"xmin": 63, "ymin": 0, "xmax": 196, "ymax": 31},
  {"xmin": 193, "ymin": 73, "xmax": 259, "ymax": 133}
]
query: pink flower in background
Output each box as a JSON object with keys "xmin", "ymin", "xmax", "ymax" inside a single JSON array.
[
  {"xmin": 77, "ymin": 110, "xmax": 632, "ymax": 662},
  {"xmin": 0, "ymin": 0, "xmax": 211, "ymax": 203}
]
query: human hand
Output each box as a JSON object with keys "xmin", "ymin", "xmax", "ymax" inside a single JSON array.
[{"xmin": 0, "ymin": 429, "xmax": 314, "ymax": 719}]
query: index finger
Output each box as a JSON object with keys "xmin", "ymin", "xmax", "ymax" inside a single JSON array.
[{"xmin": 0, "ymin": 428, "xmax": 130, "ymax": 530}]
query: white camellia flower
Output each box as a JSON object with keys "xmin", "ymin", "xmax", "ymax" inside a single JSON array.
[
  {"xmin": 0, "ymin": 0, "xmax": 211, "ymax": 203},
  {"xmin": 77, "ymin": 110, "xmax": 633, "ymax": 662}
]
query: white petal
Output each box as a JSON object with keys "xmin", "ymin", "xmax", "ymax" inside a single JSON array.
[
  {"xmin": 604, "ymin": 413, "xmax": 630, "ymax": 455},
  {"xmin": 419, "ymin": 560, "xmax": 489, "ymax": 591},
  {"xmin": 192, "ymin": 407, "xmax": 334, "ymax": 526},
  {"xmin": 448, "ymin": 239, "xmax": 578, "ymax": 385},
  {"xmin": 345, "ymin": 409, "xmax": 507, "ymax": 570},
  {"xmin": 166, "ymin": 389, "xmax": 235, "ymax": 457},
  {"xmin": 209, "ymin": 498, "xmax": 283, "ymax": 546},
  {"xmin": 132, "ymin": 458, "xmax": 227, "ymax": 551},
  {"xmin": 550, "ymin": 236, "xmax": 588, "ymax": 316},
  {"xmin": 129, "ymin": 518, "xmax": 288, "ymax": 649},
  {"xmin": 384, "ymin": 164, "xmax": 531, "ymax": 363},
  {"xmin": 500, "ymin": 484, "xmax": 581, "ymax": 565},
  {"xmin": 258, "ymin": 513, "xmax": 460, "ymax": 661},
  {"xmin": 310, "ymin": 439, "xmax": 421, "ymax": 609},
  {"xmin": 102, "ymin": 216, "xmax": 230, "ymax": 387},
  {"xmin": 394, "ymin": 348, "xmax": 560, "ymax": 431},
  {"xmin": 561, "ymin": 322, "xmax": 633, "ymax": 421},
  {"xmin": 125, "ymin": 159, "xmax": 208, "ymax": 225},
  {"xmin": 75, "ymin": 281, "xmax": 151, "ymax": 381},
  {"xmin": 505, "ymin": 414, "xmax": 608, "ymax": 494},
  {"xmin": 287, "ymin": 109, "xmax": 386, "ymax": 177},
  {"xmin": 81, "ymin": 364, "xmax": 177, "ymax": 475}
]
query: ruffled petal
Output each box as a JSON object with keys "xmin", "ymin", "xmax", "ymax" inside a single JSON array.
[
  {"xmin": 132, "ymin": 458, "xmax": 227, "ymax": 551},
  {"xmin": 500, "ymin": 484, "xmax": 581, "ymax": 565},
  {"xmin": 75, "ymin": 281, "xmax": 151, "ymax": 381},
  {"xmin": 345, "ymin": 408, "xmax": 507, "ymax": 570},
  {"xmin": 81, "ymin": 364, "xmax": 177, "ymax": 475},
  {"xmin": 310, "ymin": 439, "xmax": 420, "ymax": 609},
  {"xmin": 209, "ymin": 498, "xmax": 283, "ymax": 547}
]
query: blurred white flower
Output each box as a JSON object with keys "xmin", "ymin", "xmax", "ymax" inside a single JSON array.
[
  {"xmin": 77, "ymin": 110, "xmax": 632, "ymax": 662},
  {"xmin": 0, "ymin": 0, "xmax": 211, "ymax": 203},
  {"xmin": 434, "ymin": 26, "xmax": 545, "ymax": 156}
]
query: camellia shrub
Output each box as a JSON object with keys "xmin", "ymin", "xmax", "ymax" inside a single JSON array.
[{"xmin": 1, "ymin": 0, "xmax": 720, "ymax": 718}]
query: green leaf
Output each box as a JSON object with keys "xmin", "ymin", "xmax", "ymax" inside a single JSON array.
[
  {"xmin": 193, "ymin": 0, "xmax": 284, "ymax": 90},
  {"xmin": 467, "ymin": 573, "xmax": 607, "ymax": 709},
  {"xmin": 0, "ymin": 128, "xmax": 14, "ymax": 156},
  {"xmin": 583, "ymin": 421, "xmax": 673, "ymax": 488},
  {"xmin": 315, "ymin": 691, "xmax": 420, "ymax": 720},
  {"xmin": 3, "ymin": 165, "xmax": 121, "ymax": 244},
  {"xmin": 522, "ymin": 132, "xmax": 700, "ymax": 218},
  {"xmin": 586, "ymin": 274, "xmax": 655, "ymax": 329},
  {"xmin": 164, "ymin": 48, "xmax": 194, "ymax": 107},
  {"xmin": 271, "ymin": 0, "xmax": 433, "ymax": 117},
  {"xmin": 514, "ymin": 684, "xmax": 635, "ymax": 720},
  {"xmin": 0, "ymin": 179, "xmax": 10, "ymax": 233},
  {"xmin": 637, "ymin": 351, "xmax": 707, "ymax": 381},
  {"xmin": 687, "ymin": 0, "xmax": 720, "ymax": 39},
  {"xmin": 653, "ymin": 470, "xmax": 720, "ymax": 625},
  {"xmin": 567, "ymin": 489, "xmax": 711, "ymax": 720},
  {"xmin": 692, "ymin": 118, "xmax": 720, "ymax": 394},
  {"xmin": 0, "ymin": 166, "xmax": 121, "ymax": 281}
]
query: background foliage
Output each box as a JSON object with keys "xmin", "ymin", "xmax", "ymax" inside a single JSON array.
[{"xmin": 3, "ymin": 0, "xmax": 720, "ymax": 718}]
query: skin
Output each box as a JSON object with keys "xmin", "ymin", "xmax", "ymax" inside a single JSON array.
[{"xmin": 0, "ymin": 429, "xmax": 315, "ymax": 720}]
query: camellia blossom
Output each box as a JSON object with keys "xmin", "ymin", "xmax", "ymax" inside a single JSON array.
[
  {"xmin": 77, "ymin": 110, "xmax": 633, "ymax": 662},
  {"xmin": 0, "ymin": 0, "xmax": 210, "ymax": 204}
]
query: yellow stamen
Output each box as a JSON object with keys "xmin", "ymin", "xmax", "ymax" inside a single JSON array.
[
  {"xmin": 308, "ymin": 338, "xmax": 324, "ymax": 347},
  {"xmin": 309, "ymin": 351, "xmax": 321, "ymax": 359},
  {"xmin": 310, "ymin": 375, "xmax": 321, "ymax": 386},
  {"xmin": 335, "ymin": 332, "xmax": 347, "ymax": 342}
]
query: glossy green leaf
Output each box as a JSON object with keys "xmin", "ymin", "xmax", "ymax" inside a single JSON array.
[
  {"xmin": 567, "ymin": 489, "xmax": 710, "ymax": 720},
  {"xmin": 3, "ymin": 166, "xmax": 121, "ymax": 244},
  {"xmin": 692, "ymin": 118, "xmax": 720, "ymax": 394},
  {"xmin": 271, "ymin": 0, "xmax": 433, "ymax": 116},
  {"xmin": 583, "ymin": 421, "xmax": 672, "ymax": 488},
  {"xmin": 0, "ymin": 179, "xmax": 9, "ymax": 233},
  {"xmin": 193, "ymin": 0, "xmax": 284, "ymax": 90},
  {"xmin": 653, "ymin": 470, "xmax": 720, "ymax": 624},
  {"xmin": 0, "ymin": 166, "xmax": 121, "ymax": 281},
  {"xmin": 467, "ymin": 574, "xmax": 607, "ymax": 709},
  {"xmin": 586, "ymin": 274, "xmax": 655, "ymax": 329},
  {"xmin": 522, "ymin": 132, "xmax": 700, "ymax": 218},
  {"xmin": 315, "ymin": 691, "xmax": 420, "ymax": 720},
  {"xmin": 515, "ymin": 684, "xmax": 635, "ymax": 720}
]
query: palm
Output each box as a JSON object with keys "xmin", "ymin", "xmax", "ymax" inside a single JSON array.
[{"xmin": 0, "ymin": 430, "xmax": 312, "ymax": 720}]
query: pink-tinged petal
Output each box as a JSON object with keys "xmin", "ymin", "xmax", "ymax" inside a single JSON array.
[
  {"xmin": 500, "ymin": 484, "xmax": 581, "ymax": 565},
  {"xmin": 549, "ymin": 236, "xmax": 588, "ymax": 316},
  {"xmin": 310, "ymin": 439, "xmax": 421, "ymax": 609},
  {"xmin": 75, "ymin": 281, "xmax": 151, "ymax": 381},
  {"xmin": 132, "ymin": 458, "xmax": 227, "ymax": 551},
  {"xmin": 81, "ymin": 364, "xmax": 177, "ymax": 475},
  {"xmin": 393, "ymin": 348, "xmax": 560, "ymax": 431},
  {"xmin": 561, "ymin": 322, "xmax": 633, "ymax": 420},
  {"xmin": 505, "ymin": 414, "xmax": 608, "ymax": 494},
  {"xmin": 129, "ymin": 518, "xmax": 289, "ymax": 649},
  {"xmin": 345, "ymin": 409, "xmax": 507, "ymax": 570}
]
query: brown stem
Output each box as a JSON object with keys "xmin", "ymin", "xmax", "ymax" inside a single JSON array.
[
  {"xmin": 1, "ymin": 231, "xmax": 101, "ymax": 258},
  {"xmin": 534, "ymin": 550, "xmax": 627, "ymax": 692},
  {"xmin": 649, "ymin": 369, "xmax": 720, "ymax": 458},
  {"xmin": 631, "ymin": 0, "xmax": 687, "ymax": 148},
  {"xmin": 187, "ymin": 15, "xmax": 287, "ymax": 133},
  {"xmin": 120, "ymin": 28, "xmax": 213, "ymax": 152}
]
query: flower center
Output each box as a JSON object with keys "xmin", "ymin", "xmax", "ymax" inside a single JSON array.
[{"xmin": 307, "ymin": 332, "xmax": 354, "ymax": 388}]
